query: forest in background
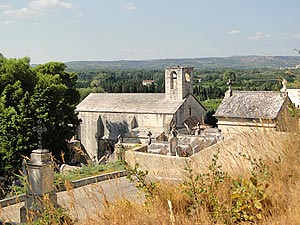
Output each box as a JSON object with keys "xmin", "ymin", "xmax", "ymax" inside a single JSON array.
[
  {"xmin": 73, "ymin": 67, "xmax": 300, "ymax": 112},
  {"xmin": 65, "ymin": 55, "xmax": 300, "ymax": 70}
]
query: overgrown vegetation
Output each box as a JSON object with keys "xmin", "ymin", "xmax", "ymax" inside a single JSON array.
[
  {"xmin": 123, "ymin": 151, "xmax": 272, "ymax": 224},
  {"xmin": 30, "ymin": 201, "xmax": 75, "ymax": 225},
  {"xmin": 93, "ymin": 132, "xmax": 300, "ymax": 225},
  {"xmin": 2, "ymin": 131, "xmax": 300, "ymax": 224}
]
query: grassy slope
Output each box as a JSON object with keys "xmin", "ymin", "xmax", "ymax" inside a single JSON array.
[{"xmin": 84, "ymin": 131, "xmax": 300, "ymax": 225}]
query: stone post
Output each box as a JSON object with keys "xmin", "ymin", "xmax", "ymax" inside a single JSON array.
[{"xmin": 20, "ymin": 149, "xmax": 57, "ymax": 223}]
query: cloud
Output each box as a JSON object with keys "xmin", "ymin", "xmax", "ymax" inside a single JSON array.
[
  {"xmin": 2, "ymin": 0, "xmax": 72, "ymax": 18},
  {"xmin": 1, "ymin": 20, "xmax": 15, "ymax": 26},
  {"xmin": 248, "ymin": 32, "xmax": 271, "ymax": 41},
  {"xmin": 33, "ymin": 22, "xmax": 39, "ymax": 27},
  {"xmin": 29, "ymin": 0, "xmax": 72, "ymax": 11},
  {"xmin": 124, "ymin": 2, "xmax": 137, "ymax": 11},
  {"xmin": 227, "ymin": 29, "xmax": 241, "ymax": 35},
  {"xmin": 3, "ymin": 8, "xmax": 39, "ymax": 18}
]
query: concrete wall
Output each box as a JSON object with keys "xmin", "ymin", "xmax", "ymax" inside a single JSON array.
[{"xmin": 125, "ymin": 131, "xmax": 293, "ymax": 178}]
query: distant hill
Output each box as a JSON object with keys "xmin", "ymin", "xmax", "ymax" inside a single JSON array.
[{"xmin": 65, "ymin": 56, "xmax": 300, "ymax": 70}]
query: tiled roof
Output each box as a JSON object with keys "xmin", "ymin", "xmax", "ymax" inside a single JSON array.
[
  {"xmin": 76, "ymin": 93, "xmax": 186, "ymax": 114},
  {"xmin": 214, "ymin": 91, "xmax": 288, "ymax": 119}
]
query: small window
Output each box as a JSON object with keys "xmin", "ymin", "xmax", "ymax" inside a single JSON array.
[{"xmin": 189, "ymin": 107, "xmax": 192, "ymax": 116}]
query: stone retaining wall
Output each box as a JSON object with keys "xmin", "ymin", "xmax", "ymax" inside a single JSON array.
[{"xmin": 0, "ymin": 170, "xmax": 127, "ymax": 208}]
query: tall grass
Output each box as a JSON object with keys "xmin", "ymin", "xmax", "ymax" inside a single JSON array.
[
  {"xmin": 3, "ymin": 130, "xmax": 300, "ymax": 224},
  {"xmin": 90, "ymin": 130, "xmax": 300, "ymax": 225}
]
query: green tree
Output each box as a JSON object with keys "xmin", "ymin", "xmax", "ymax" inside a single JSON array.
[
  {"xmin": 0, "ymin": 58, "xmax": 80, "ymax": 180},
  {"xmin": 223, "ymin": 70, "xmax": 236, "ymax": 82},
  {"xmin": 32, "ymin": 62, "xmax": 80, "ymax": 160}
]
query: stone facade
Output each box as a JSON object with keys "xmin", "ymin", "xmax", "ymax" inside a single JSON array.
[{"xmin": 76, "ymin": 67, "xmax": 207, "ymax": 160}]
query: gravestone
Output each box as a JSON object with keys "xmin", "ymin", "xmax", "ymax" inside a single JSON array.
[
  {"xmin": 147, "ymin": 131, "xmax": 152, "ymax": 146},
  {"xmin": 167, "ymin": 137, "xmax": 178, "ymax": 156}
]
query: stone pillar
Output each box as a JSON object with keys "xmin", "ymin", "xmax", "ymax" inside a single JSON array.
[{"xmin": 20, "ymin": 149, "xmax": 57, "ymax": 223}]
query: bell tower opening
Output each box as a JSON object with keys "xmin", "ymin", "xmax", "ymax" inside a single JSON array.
[
  {"xmin": 165, "ymin": 66, "xmax": 194, "ymax": 100},
  {"xmin": 170, "ymin": 71, "xmax": 177, "ymax": 89}
]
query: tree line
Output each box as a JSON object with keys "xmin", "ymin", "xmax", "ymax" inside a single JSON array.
[{"xmin": 74, "ymin": 67, "xmax": 300, "ymax": 103}]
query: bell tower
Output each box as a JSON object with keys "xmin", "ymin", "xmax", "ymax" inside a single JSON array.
[{"xmin": 165, "ymin": 66, "xmax": 193, "ymax": 100}]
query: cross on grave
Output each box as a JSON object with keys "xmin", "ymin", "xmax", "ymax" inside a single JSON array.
[{"xmin": 33, "ymin": 120, "xmax": 47, "ymax": 149}]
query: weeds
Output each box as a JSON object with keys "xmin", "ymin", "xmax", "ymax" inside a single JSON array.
[
  {"xmin": 182, "ymin": 149, "xmax": 229, "ymax": 223},
  {"xmin": 30, "ymin": 202, "xmax": 75, "ymax": 225},
  {"xmin": 124, "ymin": 149, "xmax": 276, "ymax": 224},
  {"xmin": 125, "ymin": 163, "xmax": 156, "ymax": 199}
]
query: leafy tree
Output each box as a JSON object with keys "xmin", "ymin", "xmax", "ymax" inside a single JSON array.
[
  {"xmin": 223, "ymin": 70, "xmax": 236, "ymax": 82},
  {"xmin": 0, "ymin": 58, "xmax": 80, "ymax": 180}
]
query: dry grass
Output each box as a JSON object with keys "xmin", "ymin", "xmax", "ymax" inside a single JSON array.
[
  {"xmin": 3, "ymin": 128, "xmax": 300, "ymax": 224},
  {"xmin": 83, "ymin": 130, "xmax": 300, "ymax": 225}
]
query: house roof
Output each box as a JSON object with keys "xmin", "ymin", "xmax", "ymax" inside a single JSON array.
[
  {"xmin": 75, "ymin": 93, "xmax": 186, "ymax": 114},
  {"xmin": 214, "ymin": 91, "xmax": 288, "ymax": 119}
]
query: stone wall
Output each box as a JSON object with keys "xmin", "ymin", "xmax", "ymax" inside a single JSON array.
[
  {"xmin": 78, "ymin": 111, "xmax": 173, "ymax": 160},
  {"xmin": 217, "ymin": 118, "xmax": 277, "ymax": 138},
  {"xmin": 174, "ymin": 95, "xmax": 207, "ymax": 127},
  {"xmin": 125, "ymin": 131, "xmax": 293, "ymax": 178}
]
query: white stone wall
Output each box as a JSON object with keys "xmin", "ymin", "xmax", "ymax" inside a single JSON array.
[
  {"xmin": 78, "ymin": 111, "xmax": 174, "ymax": 159},
  {"xmin": 217, "ymin": 119, "xmax": 277, "ymax": 138},
  {"xmin": 77, "ymin": 112, "xmax": 100, "ymax": 160}
]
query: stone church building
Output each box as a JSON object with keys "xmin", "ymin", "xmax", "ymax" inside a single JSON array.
[{"xmin": 76, "ymin": 66, "xmax": 207, "ymax": 160}]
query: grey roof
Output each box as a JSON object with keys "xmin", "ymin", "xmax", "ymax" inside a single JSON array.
[
  {"xmin": 214, "ymin": 91, "xmax": 288, "ymax": 119},
  {"xmin": 76, "ymin": 93, "xmax": 186, "ymax": 114}
]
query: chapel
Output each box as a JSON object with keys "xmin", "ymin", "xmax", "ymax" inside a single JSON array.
[
  {"xmin": 75, "ymin": 66, "xmax": 207, "ymax": 160},
  {"xmin": 214, "ymin": 84, "xmax": 298, "ymax": 137}
]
